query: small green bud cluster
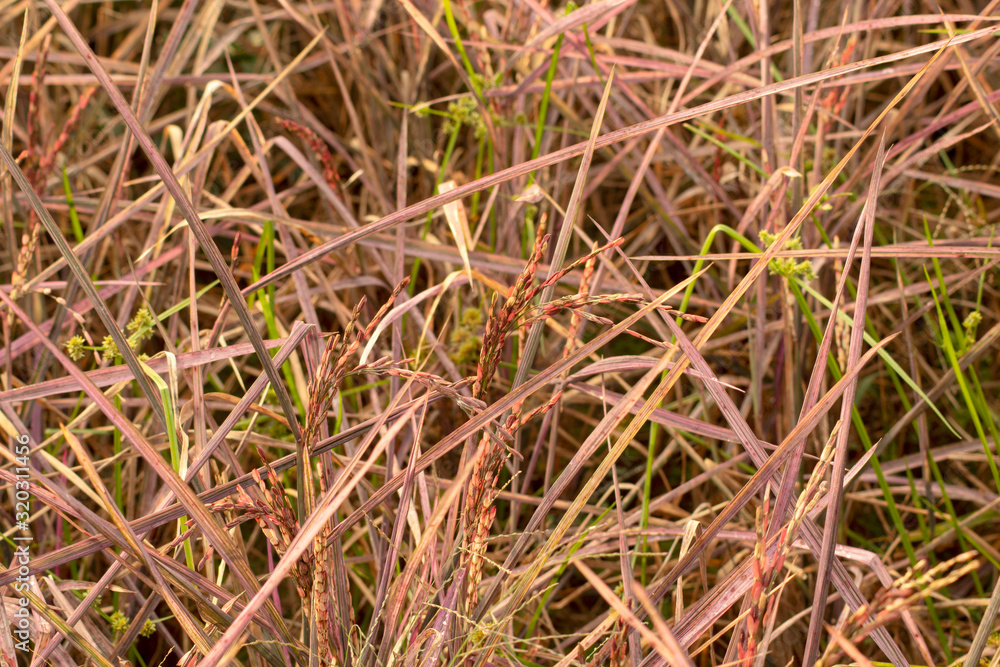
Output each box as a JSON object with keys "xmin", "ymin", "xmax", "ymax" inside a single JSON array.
[
  {"xmin": 139, "ymin": 619, "xmax": 156, "ymax": 638},
  {"xmin": 64, "ymin": 306, "xmax": 157, "ymax": 362},
  {"xmin": 963, "ymin": 311, "xmax": 982, "ymax": 349},
  {"xmin": 759, "ymin": 231, "xmax": 816, "ymax": 280},
  {"xmin": 449, "ymin": 307, "xmax": 483, "ymax": 366},
  {"xmin": 471, "ymin": 71, "xmax": 502, "ymax": 93},
  {"xmin": 109, "ymin": 610, "xmax": 129, "ymax": 635},
  {"xmin": 445, "ymin": 97, "xmax": 488, "ymax": 141},
  {"xmin": 108, "ymin": 609, "xmax": 156, "ymax": 639}
]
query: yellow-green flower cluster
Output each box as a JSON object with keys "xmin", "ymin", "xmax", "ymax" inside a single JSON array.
[
  {"xmin": 471, "ymin": 71, "xmax": 502, "ymax": 94},
  {"xmin": 65, "ymin": 335, "xmax": 86, "ymax": 361},
  {"xmin": 449, "ymin": 307, "xmax": 483, "ymax": 367},
  {"xmin": 64, "ymin": 307, "xmax": 157, "ymax": 362},
  {"xmin": 980, "ymin": 630, "xmax": 1000, "ymax": 667},
  {"xmin": 445, "ymin": 97, "xmax": 487, "ymax": 141},
  {"xmin": 139, "ymin": 619, "xmax": 156, "ymax": 638},
  {"xmin": 100, "ymin": 335, "xmax": 119, "ymax": 362},
  {"xmin": 759, "ymin": 230, "xmax": 816, "ymax": 280},
  {"xmin": 963, "ymin": 310, "xmax": 982, "ymax": 349},
  {"xmin": 126, "ymin": 306, "xmax": 156, "ymax": 349},
  {"xmin": 109, "ymin": 610, "xmax": 129, "ymax": 635}
]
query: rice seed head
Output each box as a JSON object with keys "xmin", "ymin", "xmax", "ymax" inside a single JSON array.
[
  {"xmin": 816, "ymin": 551, "xmax": 980, "ymax": 667},
  {"xmin": 277, "ymin": 116, "xmax": 343, "ymax": 198}
]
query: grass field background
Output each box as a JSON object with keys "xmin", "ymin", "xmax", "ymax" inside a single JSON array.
[{"xmin": 0, "ymin": 1, "xmax": 999, "ymax": 666}]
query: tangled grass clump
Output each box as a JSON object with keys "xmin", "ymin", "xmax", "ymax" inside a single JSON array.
[{"xmin": 0, "ymin": 2, "xmax": 998, "ymax": 667}]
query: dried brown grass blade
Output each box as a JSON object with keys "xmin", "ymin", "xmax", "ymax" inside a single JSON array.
[
  {"xmin": 652, "ymin": 336, "xmax": 897, "ymax": 628},
  {"xmin": 802, "ymin": 133, "xmax": 887, "ymax": 666},
  {"xmin": 245, "ymin": 27, "xmax": 992, "ymax": 298},
  {"xmin": 1, "ymin": 7, "xmax": 30, "ymax": 260},
  {"xmin": 198, "ymin": 391, "xmax": 427, "ymax": 664},
  {"xmin": 0, "ymin": 281, "xmax": 303, "ymax": 665},
  {"xmin": 574, "ymin": 560, "xmax": 695, "ymax": 667},
  {"xmin": 963, "ymin": 575, "xmax": 1000, "ymax": 667},
  {"xmin": 511, "ymin": 68, "xmax": 616, "ymax": 392},
  {"xmin": 0, "ymin": 140, "xmax": 172, "ymax": 436},
  {"xmin": 58, "ymin": 425, "xmax": 216, "ymax": 658},
  {"xmin": 39, "ymin": 0, "xmax": 305, "ymax": 447}
]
